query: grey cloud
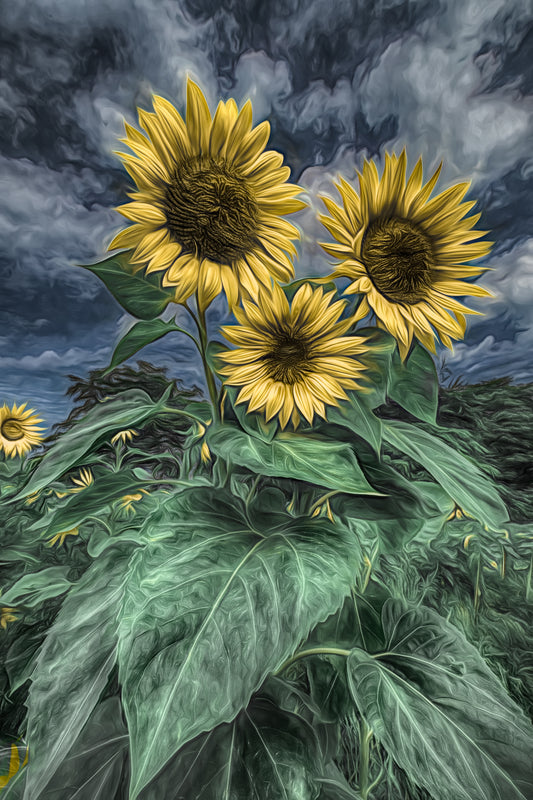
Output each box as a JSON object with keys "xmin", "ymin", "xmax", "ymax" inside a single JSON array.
[{"xmin": 1, "ymin": 0, "xmax": 531, "ymax": 423}]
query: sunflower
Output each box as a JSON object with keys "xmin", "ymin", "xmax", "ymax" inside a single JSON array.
[
  {"xmin": 0, "ymin": 403, "xmax": 44, "ymax": 458},
  {"xmin": 319, "ymin": 151, "xmax": 492, "ymax": 358},
  {"xmin": 218, "ymin": 283, "xmax": 367, "ymax": 429},
  {"xmin": 109, "ymin": 78, "xmax": 305, "ymax": 310}
]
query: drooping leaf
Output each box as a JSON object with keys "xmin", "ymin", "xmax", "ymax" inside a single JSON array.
[
  {"xmin": 388, "ymin": 343, "xmax": 439, "ymax": 423},
  {"xmin": 347, "ymin": 600, "xmax": 533, "ymax": 800},
  {"xmin": 80, "ymin": 252, "xmax": 175, "ymax": 320},
  {"xmin": 117, "ymin": 486, "xmax": 361, "ymax": 798},
  {"xmin": 14, "ymin": 389, "xmax": 170, "ymax": 500},
  {"xmin": 139, "ymin": 696, "xmax": 323, "ymax": 800},
  {"xmin": 382, "ymin": 420, "xmax": 509, "ymax": 529},
  {"xmin": 28, "ymin": 469, "xmax": 148, "ymax": 539},
  {"xmin": 20, "ymin": 551, "xmax": 129, "ymax": 800},
  {"xmin": 0, "ymin": 567, "xmax": 73, "ymax": 608},
  {"xmin": 104, "ymin": 318, "xmax": 194, "ymax": 375},
  {"xmin": 324, "ymin": 390, "xmax": 382, "ymax": 454},
  {"xmin": 37, "ymin": 698, "xmax": 128, "ymax": 800},
  {"xmin": 207, "ymin": 423, "xmax": 381, "ymax": 495}
]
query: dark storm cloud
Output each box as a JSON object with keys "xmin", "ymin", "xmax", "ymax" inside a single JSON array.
[
  {"xmin": 476, "ymin": 15, "xmax": 533, "ymax": 96},
  {"xmin": 1, "ymin": 0, "xmax": 532, "ymax": 425},
  {"xmin": 479, "ymin": 158, "xmax": 533, "ymax": 252}
]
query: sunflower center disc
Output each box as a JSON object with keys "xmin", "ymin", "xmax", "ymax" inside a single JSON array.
[
  {"xmin": 1, "ymin": 419, "xmax": 25, "ymax": 441},
  {"xmin": 165, "ymin": 158, "xmax": 259, "ymax": 263},
  {"xmin": 362, "ymin": 217, "xmax": 434, "ymax": 303},
  {"xmin": 265, "ymin": 334, "xmax": 310, "ymax": 384}
]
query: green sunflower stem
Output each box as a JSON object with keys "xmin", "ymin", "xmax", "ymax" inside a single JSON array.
[
  {"xmin": 358, "ymin": 717, "xmax": 373, "ymax": 800},
  {"xmin": 274, "ymin": 646, "xmax": 351, "ymax": 675},
  {"xmin": 197, "ymin": 306, "xmax": 220, "ymax": 421},
  {"xmin": 184, "ymin": 299, "xmax": 220, "ymax": 421}
]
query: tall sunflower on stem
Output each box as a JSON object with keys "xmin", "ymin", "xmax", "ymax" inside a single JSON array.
[
  {"xmin": 319, "ymin": 151, "xmax": 492, "ymax": 358},
  {"xmin": 109, "ymin": 78, "xmax": 305, "ymax": 312},
  {"xmin": 218, "ymin": 283, "xmax": 368, "ymax": 429}
]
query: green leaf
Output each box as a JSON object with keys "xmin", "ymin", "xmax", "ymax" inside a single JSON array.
[
  {"xmin": 1, "ymin": 566, "xmax": 73, "ymax": 607},
  {"xmin": 28, "ymin": 468, "xmax": 148, "ymax": 538},
  {"xmin": 356, "ymin": 326, "xmax": 397, "ymax": 409},
  {"xmin": 207, "ymin": 422, "xmax": 381, "ymax": 495},
  {"xmin": 382, "ymin": 420, "xmax": 509, "ymax": 529},
  {"xmin": 224, "ymin": 382, "xmax": 278, "ymax": 441},
  {"xmin": 104, "ymin": 318, "xmax": 194, "ymax": 375},
  {"xmin": 139, "ymin": 695, "xmax": 324, "ymax": 800},
  {"xmin": 117, "ymin": 487, "xmax": 360, "ymax": 798},
  {"xmin": 37, "ymin": 698, "xmax": 128, "ymax": 800},
  {"xmin": 80, "ymin": 252, "xmax": 175, "ymax": 320},
  {"xmin": 388, "ymin": 343, "xmax": 439, "ymax": 423},
  {"xmin": 13, "ymin": 389, "xmax": 167, "ymax": 500},
  {"xmin": 347, "ymin": 600, "xmax": 533, "ymax": 800},
  {"xmin": 21, "ymin": 551, "xmax": 128, "ymax": 800},
  {"xmin": 324, "ymin": 390, "xmax": 382, "ymax": 453}
]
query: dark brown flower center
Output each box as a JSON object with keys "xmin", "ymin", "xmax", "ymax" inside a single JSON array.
[
  {"xmin": 362, "ymin": 217, "xmax": 435, "ymax": 304},
  {"xmin": 1, "ymin": 419, "xmax": 25, "ymax": 441},
  {"xmin": 263, "ymin": 332, "xmax": 310, "ymax": 384},
  {"xmin": 164, "ymin": 157, "xmax": 259, "ymax": 263}
]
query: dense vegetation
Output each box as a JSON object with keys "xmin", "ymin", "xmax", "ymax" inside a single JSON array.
[{"xmin": 1, "ymin": 365, "xmax": 531, "ymax": 799}]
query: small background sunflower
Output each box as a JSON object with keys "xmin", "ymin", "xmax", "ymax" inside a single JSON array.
[{"xmin": 0, "ymin": 403, "xmax": 44, "ymax": 459}]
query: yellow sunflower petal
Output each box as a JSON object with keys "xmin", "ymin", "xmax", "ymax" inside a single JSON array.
[
  {"xmin": 116, "ymin": 202, "xmax": 166, "ymax": 225},
  {"xmin": 186, "ymin": 78, "xmax": 212, "ymax": 154},
  {"xmin": 108, "ymin": 224, "xmax": 144, "ymax": 252},
  {"xmin": 197, "ymin": 259, "xmax": 222, "ymax": 310}
]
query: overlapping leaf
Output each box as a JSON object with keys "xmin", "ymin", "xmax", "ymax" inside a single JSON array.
[
  {"xmin": 139, "ymin": 697, "xmax": 323, "ymax": 800},
  {"xmin": 387, "ymin": 344, "xmax": 439, "ymax": 423},
  {"xmin": 14, "ymin": 389, "xmax": 170, "ymax": 500},
  {"xmin": 347, "ymin": 600, "xmax": 533, "ymax": 800},
  {"xmin": 117, "ymin": 486, "xmax": 361, "ymax": 798},
  {"xmin": 207, "ymin": 423, "xmax": 380, "ymax": 494},
  {"xmin": 19, "ymin": 552, "xmax": 130, "ymax": 800},
  {"xmin": 382, "ymin": 420, "xmax": 508, "ymax": 529}
]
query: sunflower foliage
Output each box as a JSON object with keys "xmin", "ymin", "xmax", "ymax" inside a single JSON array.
[{"xmin": 1, "ymin": 79, "xmax": 532, "ymax": 800}]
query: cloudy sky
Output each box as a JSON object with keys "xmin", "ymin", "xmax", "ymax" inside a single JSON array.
[{"xmin": 1, "ymin": 0, "xmax": 532, "ymax": 428}]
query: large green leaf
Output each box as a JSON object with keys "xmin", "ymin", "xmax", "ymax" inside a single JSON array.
[
  {"xmin": 117, "ymin": 487, "xmax": 361, "ymax": 798},
  {"xmin": 207, "ymin": 423, "xmax": 380, "ymax": 494},
  {"xmin": 81, "ymin": 252, "xmax": 175, "ymax": 319},
  {"xmin": 387, "ymin": 343, "xmax": 439, "ymax": 423},
  {"xmin": 347, "ymin": 600, "xmax": 533, "ymax": 800},
  {"xmin": 104, "ymin": 318, "xmax": 194, "ymax": 375},
  {"xmin": 0, "ymin": 566, "xmax": 73, "ymax": 607},
  {"xmin": 382, "ymin": 420, "xmax": 509, "ymax": 529},
  {"xmin": 20, "ymin": 551, "xmax": 129, "ymax": 799},
  {"xmin": 139, "ymin": 696, "xmax": 323, "ymax": 800},
  {"xmin": 37, "ymin": 698, "xmax": 128, "ymax": 800},
  {"xmin": 14, "ymin": 389, "xmax": 169, "ymax": 500}
]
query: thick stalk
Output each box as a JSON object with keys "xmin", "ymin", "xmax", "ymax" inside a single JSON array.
[
  {"xmin": 358, "ymin": 717, "xmax": 373, "ymax": 800},
  {"xmin": 190, "ymin": 296, "xmax": 220, "ymax": 420},
  {"xmin": 274, "ymin": 646, "xmax": 350, "ymax": 675}
]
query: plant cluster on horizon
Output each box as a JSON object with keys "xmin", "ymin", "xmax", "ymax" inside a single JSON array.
[{"xmin": 1, "ymin": 78, "xmax": 532, "ymax": 800}]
